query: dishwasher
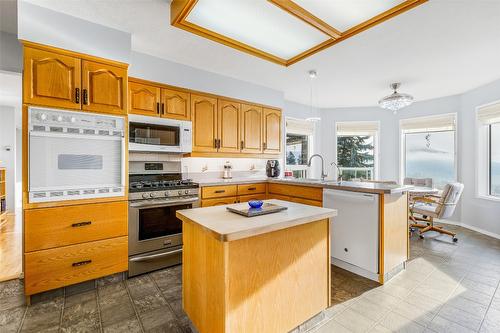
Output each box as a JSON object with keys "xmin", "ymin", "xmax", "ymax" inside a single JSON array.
[{"xmin": 323, "ymin": 189, "xmax": 379, "ymax": 277}]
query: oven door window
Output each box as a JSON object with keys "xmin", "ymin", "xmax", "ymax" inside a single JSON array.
[
  {"xmin": 138, "ymin": 204, "xmax": 190, "ymax": 240},
  {"xmin": 130, "ymin": 122, "xmax": 180, "ymax": 146}
]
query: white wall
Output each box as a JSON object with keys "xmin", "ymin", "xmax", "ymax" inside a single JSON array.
[
  {"xmin": 18, "ymin": 0, "xmax": 131, "ymax": 63},
  {"xmin": 0, "ymin": 106, "xmax": 16, "ymax": 211},
  {"xmin": 130, "ymin": 51, "xmax": 284, "ymax": 109}
]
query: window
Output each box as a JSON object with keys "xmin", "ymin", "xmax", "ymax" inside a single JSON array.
[
  {"xmin": 400, "ymin": 114, "xmax": 457, "ymax": 189},
  {"xmin": 490, "ymin": 123, "xmax": 500, "ymax": 196},
  {"xmin": 478, "ymin": 102, "xmax": 500, "ymax": 199},
  {"xmin": 285, "ymin": 118, "xmax": 314, "ymax": 178},
  {"xmin": 336, "ymin": 122, "xmax": 378, "ymax": 181}
]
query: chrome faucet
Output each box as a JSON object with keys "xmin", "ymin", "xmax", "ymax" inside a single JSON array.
[
  {"xmin": 307, "ymin": 154, "xmax": 328, "ymax": 181},
  {"xmin": 330, "ymin": 161, "xmax": 343, "ymax": 182}
]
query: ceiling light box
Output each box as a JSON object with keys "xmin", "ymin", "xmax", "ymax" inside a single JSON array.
[{"xmin": 171, "ymin": 0, "xmax": 427, "ymax": 66}]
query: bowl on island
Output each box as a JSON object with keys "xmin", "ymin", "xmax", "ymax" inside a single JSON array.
[{"xmin": 248, "ymin": 200, "xmax": 263, "ymax": 209}]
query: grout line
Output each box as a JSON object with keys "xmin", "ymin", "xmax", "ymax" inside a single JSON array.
[
  {"xmin": 95, "ymin": 287, "xmax": 104, "ymax": 333},
  {"xmin": 58, "ymin": 288, "xmax": 66, "ymax": 333},
  {"xmin": 124, "ymin": 278, "xmax": 146, "ymax": 333},
  {"xmin": 478, "ymin": 279, "xmax": 499, "ymax": 331},
  {"xmin": 16, "ymin": 304, "xmax": 28, "ymax": 333}
]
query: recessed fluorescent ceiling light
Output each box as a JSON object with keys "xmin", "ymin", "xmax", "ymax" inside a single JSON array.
[
  {"xmin": 186, "ymin": 0, "xmax": 330, "ymax": 59},
  {"xmin": 294, "ymin": 0, "xmax": 406, "ymax": 32}
]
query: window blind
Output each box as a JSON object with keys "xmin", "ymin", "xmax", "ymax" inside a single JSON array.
[
  {"xmin": 400, "ymin": 113, "xmax": 456, "ymax": 133},
  {"xmin": 286, "ymin": 118, "xmax": 314, "ymax": 136},
  {"xmin": 336, "ymin": 121, "xmax": 379, "ymax": 136},
  {"xmin": 477, "ymin": 102, "xmax": 500, "ymax": 124}
]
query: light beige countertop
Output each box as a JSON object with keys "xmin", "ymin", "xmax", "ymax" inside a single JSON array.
[
  {"xmin": 176, "ymin": 199, "xmax": 337, "ymax": 242},
  {"xmin": 197, "ymin": 177, "xmax": 412, "ymax": 194}
]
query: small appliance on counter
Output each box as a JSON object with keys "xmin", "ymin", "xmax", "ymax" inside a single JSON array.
[
  {"xmin": 223, "ymin": 161, "xmax": 232, "ymax": 179},
  {"xmin": 266, "ymin": 160, "xmax": 280, "ymax": 178}
]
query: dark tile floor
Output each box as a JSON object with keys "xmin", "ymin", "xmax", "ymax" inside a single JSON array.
[{"xmin": 1, "ymin": 223, "xmax": 500, "ymax": 333}]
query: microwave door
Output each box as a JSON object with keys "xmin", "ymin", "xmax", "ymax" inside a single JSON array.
[{"xmin": 29, "ymin": 131, "xmax": 124, "ymax": 200}]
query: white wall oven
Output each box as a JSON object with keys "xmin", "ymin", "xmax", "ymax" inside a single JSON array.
[
  {"xmin": 128, "ymin": 114, "xmax": 192, "ymax": 153},
  {"xmin": 28, "ymin": 107, "xmax": 125, "ymax": 203}
]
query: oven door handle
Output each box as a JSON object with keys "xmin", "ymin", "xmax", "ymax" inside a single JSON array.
[
  {"xmin": 129, "ymin": 197, "xmax": 199, "ymax": 208},
  {"xmin": 129, "ymin": 249, "xmax": 183, "ymax": 262}
]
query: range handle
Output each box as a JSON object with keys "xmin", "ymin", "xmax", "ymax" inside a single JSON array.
[{"xmin": 129, "ymin": 248, "xmax": 182, "ymax": 262}]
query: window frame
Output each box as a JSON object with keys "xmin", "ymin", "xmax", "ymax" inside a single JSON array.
[
  {"xmin": 399, "ymin": 113, "xmax": 458, "ymax": 188},
  {"xmin": 476, "ymin": 101, "xmax": 500, "ymax": 202},
  {"xmin": 285, "ymin": 118, "xmax": 314, "ymax": 178},
  {"xmin": 334, "ymin": 121, "xmax": 380, "ymax": 181}
]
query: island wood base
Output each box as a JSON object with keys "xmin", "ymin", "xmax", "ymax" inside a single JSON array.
[{"xmin": 181, "ymin": 218, "xmax": 331, "ymax": 333}]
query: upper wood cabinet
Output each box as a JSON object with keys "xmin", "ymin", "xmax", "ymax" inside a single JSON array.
[
  {"xmin": 23, "ymin": 44, "xmax": 128, "ymax": 115},
  {"xmin": 240, "ymin": 104, "xmax": 263, "ymax": 153},
  {"xmin": 128, "ymin": 81, "xmax": 161, "ymax": 116},
  {"xmin": 191, "ymin": 94, "xmax": 218, "ymax": 153},
  {"xmin": 82, "ymin": 61, "xmax": 127, "ymax": 115},
  {"xmin": 161, "ymin": 88, "xmax": 190, "ymax": 121},
  {"xmin": 23, "ymin": 47, "xmax": 81, "ymax": 109},
  {"xmin": 218, "ymin": 99, "xmax": 240, "ymax": 153},
  {"xmin": 263, "ymin": 108, "xmax": 282, "ymax": 154}
]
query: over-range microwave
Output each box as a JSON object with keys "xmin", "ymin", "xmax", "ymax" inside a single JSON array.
[
  {"xmin": 28, "ymin": 107, "xmax": 126, "ymax": 203},
  {"xmin": 128, "ymin": 114, "xmax": 192, "ymax": 153}
]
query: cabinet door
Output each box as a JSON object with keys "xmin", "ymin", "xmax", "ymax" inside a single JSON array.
[
  {"xmin": 240, "ymin": 104, "xmax": 263, "ymax": 153},
  {"xmin": 128, "ymin": 81, "xmax": 160, "ymax": 116},
  {"xmin": 201, "ymin": 197, "xmax": 238, "ymax": 207},
  {"xmin": 263, "ymin": 108, "xmax": 282, "ymax": 154},
  {"xmin": 218, "ymin": 99, "xmax": 240, "ymax": 153},
  {"xmin": 191, "ymin": 94, "xmax": 218, "ymax": 153},
  {"xmin": 82, "ymin": 60, "xmax": 127, "ymax": 115},
  {"xmin": 23, "ymin": 47, "xmax": 81, "ymax": 109},
  {"xmin": 161, "ymin": 88, "xmax": 190, "ymax": 120}
]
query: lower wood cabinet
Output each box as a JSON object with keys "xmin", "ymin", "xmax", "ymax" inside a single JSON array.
[
  {"xmin": 24, "ymin": 236, "xmax": 127, "ymax": 295},
  {"xmin": 201, "ymin": 183, "xmax": 267, "ymax": 207},
  {"xmin": 267, "ymin": 183, "xmax": 323, "ymax": 206},
  {"xmin": 201, "ymin": 197, "xmax": 238, "ymax": 207},
  {"xmin": 23, "ymin": 201, "xmax": 128, "ymax": 296}
]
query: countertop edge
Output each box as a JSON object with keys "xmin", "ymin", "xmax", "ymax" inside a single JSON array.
[{"xmin": 177, "ymin": 209, "xmax": 337, "ymax": 242}]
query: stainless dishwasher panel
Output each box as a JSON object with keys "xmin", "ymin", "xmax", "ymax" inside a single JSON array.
[{"xmin": 323, "ymin": 189, "xmax": 379, "ymax": 274}]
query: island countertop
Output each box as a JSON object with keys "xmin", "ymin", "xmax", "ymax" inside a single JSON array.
[{"xmin": 176, "ymin": 199, "xmax": 337, "ymax": 241}]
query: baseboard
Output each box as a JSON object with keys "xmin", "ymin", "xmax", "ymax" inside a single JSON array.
[{"xmin": 437, "ymin": 219, "xmax": 500, "ymax": 240}]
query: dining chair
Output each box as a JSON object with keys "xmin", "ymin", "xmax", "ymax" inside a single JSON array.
[{"xmin": 409, "ymin": 182, "xmax": 464, "ymax": 242}]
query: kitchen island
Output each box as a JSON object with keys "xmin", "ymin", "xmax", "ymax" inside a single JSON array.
[{"xmin": 176, "ymin": 200, "xmax": 337, "ymax": 333}]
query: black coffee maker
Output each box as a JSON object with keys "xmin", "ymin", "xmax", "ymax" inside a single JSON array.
[{"xmin": 266, "ymin": 160, "xmax": 280, "ymax": 178}]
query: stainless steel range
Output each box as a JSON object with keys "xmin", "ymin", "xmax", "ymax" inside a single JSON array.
[{"xmin": 128, "ymin": 159, "xmax": 199, "ymax": 277}]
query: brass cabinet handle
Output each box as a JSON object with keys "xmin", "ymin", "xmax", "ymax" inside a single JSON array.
[
  {"xmin": 72, "ymin": 260, "xmax": 92, "ymax": 267},
  {"xmin": 217, "ymin": 139, "xmax": 221, "ymax": 149},
  {"xmin": 161, "ymin": 103, "xmax": 165, "ymax": 115},
  {"xmin": 263, "ymin": 142, "xmax": 267, "ymax": 150},
  {"xmin": 241, "ymin": 140, "xmax": 244, "ymax": 150},
  {"xmin": 83, "ymin": 89, "xmax": 88, "ymax": 105},
  {"xmin": 214, "ymin": 190, "xmax": 225, "ymax": 194},
  {"xmin": 248, "ymin": 187, "xmax": 257, "ymax": 191},
  {"xmin": 214, "ymin": 138, "xmax": 217, "ymax": 148},
  {"xmin": 75, "ymin": 88, "xmax": 80, "ymax": 104},
  {"xmin": 156, "ymin": 102, "xmax": 160, "ymax": 114},
  {"xmin": 71, "ymin": 221, "xmax": 92, "ymax": 228}
]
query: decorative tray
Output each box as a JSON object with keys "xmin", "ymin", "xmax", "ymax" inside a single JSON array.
[{"xmin": 226, "ymin": 203, "xmax": 288, "ymax": 217}]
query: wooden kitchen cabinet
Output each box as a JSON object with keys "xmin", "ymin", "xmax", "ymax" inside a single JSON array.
[
  {"xmin": 201, "ymin": 197, "xmax": 238, "ymax": 207},
  {"xmin": 263, "ymin": 108, "xmax": 282, "ymax": 154},
  {"xmin": 268, "ymin": 183, "xmax": 323, "ymax": 206},
  {"xmin": 161, "ymin": 88, "xmax": 190, "ymax": 120},
  {"xmin": 191, "ymin": 94, "xmax": 218, "ymax": 153},
  {"xmin": 82, "ymin": 60, "xmax": 127, "ymax": 115},
  {"xmin": 240, "ymin": 104, "xmax": 263, "ymax": 153},
  {"xmin": 128, "ymin": 80, "xmax": 161, "ymax": 116},
  {"xmin": 23, "ymin": 47, "xmax": 81, "ymax": 109},
  {"xmin": 218, "ymin": 99, "xmax": 240, "ymax": 153}
]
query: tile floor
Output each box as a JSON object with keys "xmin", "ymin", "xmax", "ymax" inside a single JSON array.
[{"xmin": 1, "ymin": 223, "xmax": 499, "ymax": 332}]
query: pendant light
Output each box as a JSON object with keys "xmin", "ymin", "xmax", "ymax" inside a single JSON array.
[{"xmin": 378, "ymin": 83, "xmax": 414, "ymax": 114}]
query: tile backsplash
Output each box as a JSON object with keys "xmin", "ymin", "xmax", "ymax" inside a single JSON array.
[{"xmin": 181, "ymin": 157, "xmax": 283, "ymax": 181}]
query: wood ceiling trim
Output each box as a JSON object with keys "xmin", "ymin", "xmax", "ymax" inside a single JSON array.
[
  {"xmin": 170, "ymin": 0, "xmax": 428, "ymax": 67},
  {"xmin": 267, "ymin": 0, "xmax": 341, "ymax": 39}
]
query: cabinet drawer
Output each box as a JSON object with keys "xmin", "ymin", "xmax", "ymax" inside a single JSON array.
[
  {"xmin": 202, "ymin": 185, "xmax": 237, "ymax": 199},
  {"xmin": 268, "ymin": 183, "xmax": 323, "ymax": 201},
  {"xmin": 25, "ymin": 236, "xmax": 128, "ymax": 295},
  {"xmin": 238, "ymin": 194, "xmax": 267, "ymax": 202},
  {"xmin": 288, "ymin": 197, "xmax": 323, "ymax": 207},
  {"xmin": 25, "ymin": 201, "xmax": 127, "ymax": 252},
  {"xmin": 201, "ymin": 197, "xmax": 238, "ymax": 207},
  {"xmin": 237, "ymin": 183, "xmax": 266, "ymax": 195},
  {"xmin": 268, "ymin": 194, "xmax": 291, "ymax": 201}
]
